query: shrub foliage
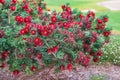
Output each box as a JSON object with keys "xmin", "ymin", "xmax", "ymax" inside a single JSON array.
[{"xmin": 0, "ymin": 0, "xmax": 111, "ymax": 75}]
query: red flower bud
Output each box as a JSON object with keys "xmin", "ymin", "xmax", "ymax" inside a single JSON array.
[
  {"xmin": 37, "ymin": 53, "xmax": 42, "ymax": 59},
  {"xmin": 33, "ymin": 37, "xmax": 41, "ymax": 44},
  {"xmin": 67, "ymin": 63, "xmax": 72, "ymax": 71},
  {"xmin": 10, "ymin": 6, "xmax": 16, "ymax": 11},
  {"xmin": 13, "ymin": 70, "xmax": 20, "ymax": 76},
  {"xmin": 51, "ymin": 16, "xmax": 57, "ymax": 23},
  {"xmin": 31, "ymin": 65, "xmax": 36, "ymax": 72}
]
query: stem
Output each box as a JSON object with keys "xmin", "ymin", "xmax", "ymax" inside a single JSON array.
[
  {"xmin": 44, "ymin": 40, "xmax": 49, "ymax": 48},
  {"xmin": 8, "ymin": 9, "xmax": 10, "ymax": 25}
]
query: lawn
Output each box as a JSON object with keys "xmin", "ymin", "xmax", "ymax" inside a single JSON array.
[{"xmin": 44, "ymin": 0, "xmax": 109, "ymax": 12}]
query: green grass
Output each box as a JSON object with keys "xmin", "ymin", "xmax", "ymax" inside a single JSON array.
[
  {"xmin": 44, "ymin": 0, "xmax": 109, "ymax": 12},
  {"xmin": 90, "ymin": 75, "xmax": 106, "ymax": 80}
]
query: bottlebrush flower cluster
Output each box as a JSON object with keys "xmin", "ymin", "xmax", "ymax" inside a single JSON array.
[{"xmin": 0, "ymin": 0, "xmax": 111, "ymax": 75}]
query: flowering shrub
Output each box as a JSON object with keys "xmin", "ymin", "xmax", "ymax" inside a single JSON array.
[{"xmin": 0, "ymin": 0, "xmax": 111, "ymax": 75}]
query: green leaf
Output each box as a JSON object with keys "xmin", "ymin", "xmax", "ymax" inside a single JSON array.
[
  {"xmin": 21, "ymin": 12, "xmax": 29, "ymax": 17},
  {"xmin": 72, "ymin": 8, "xmax": 78, "ymax": 14},
  {"xmin": 66, "ymin": 3, "xmax": 70, "ymax": 6},
  {"xmin": 78, "ymin": 40, "xmax": 82, "ymax": 46},
  {"xmin": 84, "ymin": 31, "xmax": 92, "ymax": 37},
  {"xmin": 25, "ymin": 66, "xmax": 33, "ymax": 75},
  {"xmin": 56, "ymin": 51, "xmax": 65, "ymax": 59},
  {"xmin": 96, "ymin": 37, "xmax": 104, "ymax": 44}
]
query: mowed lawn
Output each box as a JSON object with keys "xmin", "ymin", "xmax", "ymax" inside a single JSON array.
[{"xmin": 44, "ymin": 0, "xmax": 109, "ymax": 11}]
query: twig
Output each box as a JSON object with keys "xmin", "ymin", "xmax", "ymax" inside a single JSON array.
[{"xmin": 8, "ymin": 9, "xmax": 10, "ymax": 25}]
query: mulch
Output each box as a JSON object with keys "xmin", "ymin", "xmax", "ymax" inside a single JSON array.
[{"xmin": 0, "ymin": 64, "xmax": 120, "ymax": 80}]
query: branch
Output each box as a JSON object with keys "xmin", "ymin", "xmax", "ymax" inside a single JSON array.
[{"xmin": 8, "ymin": 9, "xmax": 10, "ymax": 25}]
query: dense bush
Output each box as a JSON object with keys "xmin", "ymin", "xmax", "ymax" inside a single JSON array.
[{"xmin": 0, "ymin": 0, "xmax": 111, "ymax": 75}]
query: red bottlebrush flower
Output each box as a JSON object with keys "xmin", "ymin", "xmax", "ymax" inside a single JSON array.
[
  {"xmin": 93, "ymin": 57, "xmax": 99, "ymax": 62},
  {"xmin": 53, "ymin": 46, "xmax": 59, "ymax": 53},
  {"xmin": 24, "ymin": 16, "xmax": 31, "ymax": 23},
  {"xmin": 66, "ymin": 7, "xmax": 71, "ymax": 13},
  {"xmin": 103, "ymin": 31, "xmax": 111, "ymax": 37},
  {"xmin": 33, "ymin": 37, "xmax": 41, "ymax": 44},
  {"xmin": 38, "ymin": 41, "xmax": 44, "ymax": 46},
  {"xmin": 0, "ymin": 30, "xmax": 4, "ymax": 38},
  {"xmin": 31, "ymin": 65, "xmax": 36, "ymax": 72},
  {"xmin": 18, "ymin": 54, "xmax": 23, "ymax": 58},
  {"xmin": 97, "ymin": 51, "xmax": 103, "ymax": 56},
  {"xmin": 22, "ymin": 5, "xmax": 29, "ymax": 10},
  {"xmin": 20, "ymin": 29, "xmax": 25, "ymax": 35},
  {"xmin": 24, "ymin": 27, "xmax": 29, "ymax": 33},
  {"xmin": 51, "ymin": 16, "xmax": 57, "ymax": 23},
  {"xmin": 82, "ymin": 56, "xmax": 91, "ymax": 67},
  {"xmin": 26, "ymin": 48, "xmax": 33, "ymax": 53},
  {"xmin": 97, "ymin": 19, "xmax": 102, "ymax": 24},
  {"xmin": 103, "ymin": 17, "xmax": 108, "ymax": 23},
  {"xmin": 83, "ymin": 44, "xmax": 89, "ymax": 49},
  {"xmin": 78, "ymin": 51, "xmax": 84, "ymax": 56},
  {"xmin": 12, "ymin": 70, "xmax": 20, "ymax": 76},
  {"xmin": 37, "ymin": 24, "xmax": 44, "ymax": 31},
  {"xmin": 53, "ymin": 12, "xmax": 57, "ymax": 15},
  {"xmin": 61, "ymin": 4, "xmax": 66, "ymax": 9},
  {"xmin": 41, "ymin": 30, "xmax": 48, "ymax": 36},
  {"xmin": 78, "ymin": 32, "xmax": 83, "ymax": 38},
  {"xmin": 16, "ymin": 16, "xmax": 24, "ymax": 23},
  {"xmin": 100, "ymin": 24, "xmax": 105, "ymax": 30},
  {"xmin": 38, "ymin": 7, "xmax": 43, "ymax": 12},
  {"xmin": 0, "ymin": 0, "xmax": 5, "ymax": 5},
  {"xmin": 31, "ymin": 30, "xmax": 36, "ymax": 35},
  {"xmin": 0, "ymin": 62, "xmax": 5, "ymax": 68},
  {"xmin": 19, "ymin": 17, "xmax": 24, "ymax": 23},
  {"xmin": 2, "ymin": 51, "xmax": 9, "ymax": 59},
  {"xmin": 70, "ymin": 33, "xmax": 74, "ymax": 37},
  {"xmin": 48, "ymin": 48, "xmax": 53, "ymax": 54},
  {"xmin": 10, "ymin": 6, "xmax": 16, "ymax": 11},
  {"xmin": 79, "ymin": 14, "xmax": 84, "ymax": 19},
  {"xmin": 15, "ymin": 15, "xmax": 20, "ymax": 21},
  {"xmin": 87, "ymin": 13, "xmax": 92, "ymax": 18},
  {"xmin": 91, "ymin": 11, "xmax": 95, "ymax": 17},
  {"xmin": 25, "ymin": 22, "xmax": 31, "ymax": 27},
  {"xmin": 75, "ymin": 58, "xmax": 80, "ymax": 63},
  {"xmin": 11, "ymin": 0, "xmax": 17, "ymax": 4},
  {"xmin": 21, "ymin": 63, "xmax": 26, "ymax": 69},
  {"xmin": 91, "ymin": 37, "xmax": 97, "ymax": 43},
  {"xmin": 37, "ymin": 53, "xmax": 42, "ymax": 59},
  {"xmin": 67, "ymin": 63, "xmax": 73, "ymax": 71},
  {"xmin": 59, "ymin": 65, "xmax": 65, "ymax": 71},
  {"xmin": 70, "ymin": 37, "xmax": 74, "ymax": 42},
  {"xmin": 86, "ymin": 23, "xmax": 91, "ymax": 29},
  {"xmin": 26, "ymin": 37, "xmax": 32, "ymax": 43}
]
